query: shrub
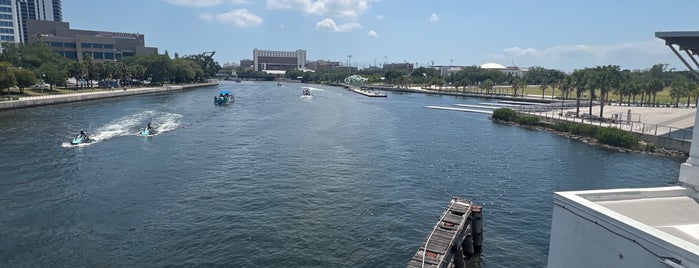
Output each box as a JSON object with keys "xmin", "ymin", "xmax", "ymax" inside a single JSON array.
[
  {"xmin": 596, "ymin": 128, "xmax": 638, "ymax": 148},
  {"xmin": 552, "ymin": 122, "xmax": 572, "ymax": 132},
  {"xmin": 492, "ymin": 108, "xmax": 517, "ymax": 121},
  {"xmin": 569, "ymin": 124, "xmax": 599, "ymax": 137},
  {"xmin": 516, "ymin": 115, "xmax": 540, "ymax": 126}
]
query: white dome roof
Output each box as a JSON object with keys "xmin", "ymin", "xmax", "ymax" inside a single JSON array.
[{"xmin": 480, "ymin": 62, "xmax": 507, "ymax": 69}]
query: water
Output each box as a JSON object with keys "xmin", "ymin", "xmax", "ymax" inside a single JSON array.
[{"xmin": 0, "ymin": 81, "xmax": 682, "ymax": 267}]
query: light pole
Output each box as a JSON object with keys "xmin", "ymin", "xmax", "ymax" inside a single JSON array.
[{"xmin": 41, "ymin": 73, "xmax": 45, "ymax": 95}]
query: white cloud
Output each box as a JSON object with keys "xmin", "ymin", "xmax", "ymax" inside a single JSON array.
[
  {"xmin": 503, "ymin": 40, "xmax": 668, "ymax": 58},
  {"xmin": 202, "ymin": 9, "xmax": 264, "ymax": 28},
  {"xmin": 487, "ymin": 39, "xmax": 676, "ymax": 71},
  {"xmin": 166, "ymin": 0, "xmax": 249, "ymax": 6},
  {"xmin": 367, "ymin": 30, "xmax": 378, "ymax": 38},
  {"xmin": 429, "ymin": 13, "xmax": 439, "ymax": 22},
  {"xmin": 165, "ymin": 0, "xmax": 223, "ymax": 7},
  {"xmin": 376, "ymin": 14, "xmax": 384, "ymax": 20},
  {"xmin": 199, "ymin": 12, "xmax": 214, "ymax": 21},
  {"xmin": 267, "ymin": 0, "xmax": 373, "ymax": 19},
  {"xmin": 316, "ymin": 18, "xmax": 361, "ymax": 32}
]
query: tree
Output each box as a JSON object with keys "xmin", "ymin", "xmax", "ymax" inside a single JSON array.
[
  {"xmin": 0, "ymin": 61, "xmax": 16, "ymax": 94},
  {"xmin": 37, "ymin": 62, "xmax": 67, "ymax": 90},
  {"xmin": 688, "ymin": 81, "xmax": 699, "ymax": 108},
  {"xmin": 13, "ymin": 68, "xmax": 36, "ymax": 94},
  {"xmin": 670, "ymin": 81, "xmax": 689, "ymax": 108},
  {"xmin": 647, "ymin": 79, "xmax": 664, "ymax": 107}
]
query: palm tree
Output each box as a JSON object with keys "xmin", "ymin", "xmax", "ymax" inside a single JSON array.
[
  {"xmin": 670, "ymin": 81, "xmax": 688, "ymax": 108},
  {"xmin": 647, "ymin": 79, "xmax": 664, "ymax": 107},
  {"xmin": 688, "ymin": 81, "xmax": 699, "ymax": 108},
  {"xmin": 540, "ymin": 82, "xmax": 548, "ymax": 99},
  {"xmin": 596, "ymin": 65, "xmax": 621, "ymax": 119},
  {"xmin": 571, "ymin": 69, "xmax": 588, "ymax": 117}
]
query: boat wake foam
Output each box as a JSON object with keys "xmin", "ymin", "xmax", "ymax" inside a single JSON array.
[{"xmin": 63, "ymin": 111, "xmax": 182, "ymax": 147}]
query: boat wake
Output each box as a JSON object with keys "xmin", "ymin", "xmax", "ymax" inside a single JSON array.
[
  {"xmin": 303, "ymin": 87, "xmax": 324, "ymax": 92},
  {"xmin": 62, "ymin": 111, "xmax": 182, "ymax": 147}
]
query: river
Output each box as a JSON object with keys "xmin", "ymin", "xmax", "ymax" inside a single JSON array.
[{"xmin": 0, "ymin": 81, "xmax": 682, "ymax": 267}]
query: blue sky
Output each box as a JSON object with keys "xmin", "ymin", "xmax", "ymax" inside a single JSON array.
[{"xmin": 63, "ymin": 0, "xmax": 699, "ymax": 72}]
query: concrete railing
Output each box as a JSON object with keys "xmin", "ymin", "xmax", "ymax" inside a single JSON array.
[{"xmin": 0, "ymin": 82, "xmax": 217, "ymax": 111}]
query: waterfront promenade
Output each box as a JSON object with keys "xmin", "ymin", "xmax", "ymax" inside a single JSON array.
[{"xmin": 0, "ymin": 81, "xmax": 218, "ymax": 110}]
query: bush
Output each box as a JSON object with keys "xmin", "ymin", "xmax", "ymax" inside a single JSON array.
[
  {"xmin": 569, "ymin": 124, "xmax": 599, "ymax": 137},
  {"xmin": 552, "ymin": 122, "xmax": 572, "ymax": 132},
  {"xmin": 516, "ymin": 115, "xmax": 540, "ymax": 126},
  {"xmin": 492, "ymin": 108, "xmax": 517, "ymax": 121},
  {"xmin": 596, "ymin": 128, "xmax": 638, "ymax": 148}
]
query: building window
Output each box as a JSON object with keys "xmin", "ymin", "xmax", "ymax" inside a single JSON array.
[
  {"xmin": 103, "ymin": 44, "xmax": 113, "ymax": 49},
  {"xmin": 81, "ymin": 43, "xmax": 91, "ymax": 48},
  {"xmin": 0, "ymin": 35, "xmax": 13, "ymax": 41},
  {"xmin": 93, "ymin": 52, "xmax": 104, "ymax": 59},
  {"xmin": 50, "ymin": 42, "xmax": 62, "ymax": 47},
  {"xmin": 92, "ymin": 44, "xmax": 103, "ymax": 49},
  {"xmin": 104, "ymin": 52, "xmax": 114, "ymax": 60},
  {"xmin": 64, "ymin": 43, "xmax": 76, "ymax": 48},
  {"xmin": 64, "ymin": 51, "xmax": 77, "ymax": 59}
]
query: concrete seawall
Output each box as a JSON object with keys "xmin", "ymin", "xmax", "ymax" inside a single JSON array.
[{"xmin": 0, "ymin": 82, "xmax": 218, "ymax": 111}]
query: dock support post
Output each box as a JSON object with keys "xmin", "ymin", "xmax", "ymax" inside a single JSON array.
[
  {"xmin": 452, "ymin": 243, "xmax": 466, "ymax": 268},
  {"xmin": 471, "ymin": 206, "xmax": 483, "ymax": 254}
]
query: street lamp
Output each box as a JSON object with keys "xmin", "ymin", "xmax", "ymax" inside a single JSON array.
[{"xmin": 41, "ymin": 73, "xmax": 45, "ymax": 95}]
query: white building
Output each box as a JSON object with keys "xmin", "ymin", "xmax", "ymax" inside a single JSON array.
[
  {"xmin": 253, "ymin": 48, "xmax": 307, "ymax": 73},
  {"xmin": 479, "ymin": 62, "xmax": 527, "ymax": 77}
]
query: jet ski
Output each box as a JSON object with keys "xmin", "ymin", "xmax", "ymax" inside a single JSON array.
[{"xmin": 70, "ymin": 134, "xmax": 92, "ymax": 145}]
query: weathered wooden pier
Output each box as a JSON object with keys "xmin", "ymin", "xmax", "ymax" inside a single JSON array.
[{"xmin": 407, "ymin": 197, "xmax": 483, "ymax": 268}]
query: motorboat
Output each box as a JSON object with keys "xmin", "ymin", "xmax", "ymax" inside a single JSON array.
[
  {"xmin": 214, "ymin": 90, "xmax": 235, "ymax": 105},
  {"xmin": 302, "ymin": 88, "xmax": 311, "ymax": 96}
]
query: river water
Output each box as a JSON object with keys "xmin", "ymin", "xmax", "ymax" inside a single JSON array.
[{"xmin": 0, "ymin": 81, "xmax": 682, "ymax": 267}]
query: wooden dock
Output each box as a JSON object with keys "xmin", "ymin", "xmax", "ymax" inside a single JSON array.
[{"xmin": 407, "ymin": 198, "xmax": 483, "ymax": 268}]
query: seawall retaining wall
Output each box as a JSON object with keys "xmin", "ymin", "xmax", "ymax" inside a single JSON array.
[{"xmin": 0, "ymin": 82, "xmax": 217, "ymax": 111}]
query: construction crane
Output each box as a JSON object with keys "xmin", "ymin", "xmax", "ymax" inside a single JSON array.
[{"xmin": 202, "ymin": 51, "xmax": 215, "ymax": 58}]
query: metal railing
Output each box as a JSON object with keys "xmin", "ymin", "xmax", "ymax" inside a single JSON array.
[{"xmin": 517, "ymin": 106, "xmax": 693, "ymax": 141}]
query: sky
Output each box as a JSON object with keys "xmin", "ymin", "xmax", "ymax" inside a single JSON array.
[{"xmin": 62, "ymin": 0, "xmax": 699, "ymax": 72}]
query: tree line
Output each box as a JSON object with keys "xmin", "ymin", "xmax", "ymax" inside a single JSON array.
[
  {"xmin": 282, "ymin": 63, "xmax": 698, "ymax": 119},
  {"xmin": 0, "ymin": 42, "xmax": 221, "ymax": 94}
]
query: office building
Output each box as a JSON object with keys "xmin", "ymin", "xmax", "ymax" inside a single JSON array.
[
  {"xmin": 253, "ymin": 48, "xmax": 306, "ymax": 73},
  {"xmin": 26, "ymin": 19, "xmax": 158, "ymax": 62}
]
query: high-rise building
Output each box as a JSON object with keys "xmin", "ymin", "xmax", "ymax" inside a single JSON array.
[
  {"xmin": 0, "ymin": 0, "xmax": 18, "ymax": 42},
  {"xmin": 0, "ymin": 0, "xmax": 61, "ymax": 44},
  {"xmin": 17, "ymin": 0, "xmax": 62, "ymax": 43}
]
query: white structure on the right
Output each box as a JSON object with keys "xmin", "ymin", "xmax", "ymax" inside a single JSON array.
[{"xmin": 547, "ymin": 31, "xmax": 699, "ymax": 268}]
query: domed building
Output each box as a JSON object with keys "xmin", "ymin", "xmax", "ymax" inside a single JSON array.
[
  {"xmin": 479, "ymin": 62, "xmax": 508, "ymax": 69},
  {"xmin": 479, "ymin": 62, "xmax": 527, "ymax": 77}
]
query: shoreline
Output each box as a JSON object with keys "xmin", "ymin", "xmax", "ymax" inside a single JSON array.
[{"xmin": 0, "ymin": 82, "xmax": 218, "ymax": 111}]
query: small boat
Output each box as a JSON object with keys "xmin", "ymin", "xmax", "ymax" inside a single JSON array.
[
  {"xmin": 302, "ymin": 88, "xmax": 311, "ymax": 96},
  {"xmin": 277, "ymin": 82, "xmax": 282, "ymax": 86},
  {"xmin": 70, "ymin": 133, "xmax": 92, "ymax": 145},
  {"xmin": 235, "ymin": 77, "xmax": 242, "ymax": 83},
  {"xmin": 214, "ymin": 90, "xmax": 235, "ymax": 105}
]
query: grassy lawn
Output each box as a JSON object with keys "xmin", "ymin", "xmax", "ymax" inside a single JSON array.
[{"xmin": 520, "ymin": 86, "xmax": 681, "ymax": 105}]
